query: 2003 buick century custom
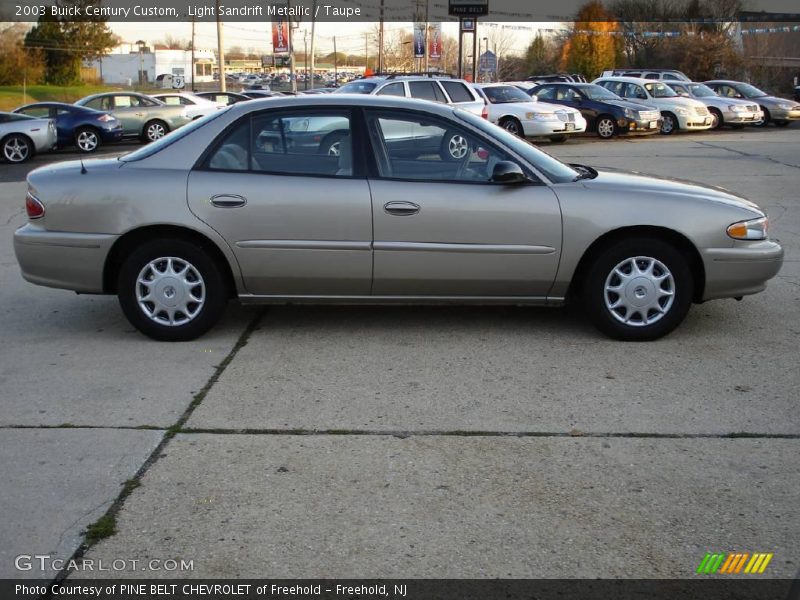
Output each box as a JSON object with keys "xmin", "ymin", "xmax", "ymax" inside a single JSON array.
[{"xmin": 14, "ymin": 96, "xmax": 783, "ymax": 341}]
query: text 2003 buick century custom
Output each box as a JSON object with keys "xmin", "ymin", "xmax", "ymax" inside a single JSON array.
[{"xmin": 14, "ymin": 96, "xmax": 783, "ymax": 341}]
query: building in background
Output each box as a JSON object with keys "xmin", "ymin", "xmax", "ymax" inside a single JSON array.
[{"xmin": 85, "ymin": 44, "xmax": 216, "ymax": 86}]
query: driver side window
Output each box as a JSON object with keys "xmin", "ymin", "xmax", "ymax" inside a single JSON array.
[{"xmin": 365, "ymin": 110, "xmax": 516, "ymax": 184}]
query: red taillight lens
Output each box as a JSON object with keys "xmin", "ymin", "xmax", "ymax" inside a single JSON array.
[
  {"xmin": 26, "ymin": 192, "xmax": 45, "ymax": 219},
  {"xmin": 481, "ymin": 104, "xmax": 489, "ymax": 120}
]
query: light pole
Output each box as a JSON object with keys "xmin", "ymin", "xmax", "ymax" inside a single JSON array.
[
  {"xmin": 135, "ymin": 40, "xmax": 146, "ymax": 87},
  {"xmin": 481, "ymin": 37, "xmax": 488, "ymax": 82}
]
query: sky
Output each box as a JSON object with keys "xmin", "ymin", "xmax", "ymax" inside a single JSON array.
[{"xmin": 108, "ymin": 21, "xmax": 553, "ymax": 57}]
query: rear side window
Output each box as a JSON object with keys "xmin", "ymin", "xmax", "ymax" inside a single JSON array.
[
  {"xmin": 441, "ymin": 81, "xmax": 473, "ymax": 103},
  {"xmin": 645, "ymin": 73, "xmax": 660, "ymax": 79},
  {"xmin": 409, "ymin": 81, "xmax": 447, "ymax": 103},
  {"xmin": 533, "ymin": 86, "xmax": 556, "ymax": 100},
  {"xmin": 376, "ymin": 82, "xmax": 405, "ymax": 97}
]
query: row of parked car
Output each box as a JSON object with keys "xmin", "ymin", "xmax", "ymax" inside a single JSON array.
[{"xmin": 2, "ymin": 71, "xmax": 798, "ymax": 164}]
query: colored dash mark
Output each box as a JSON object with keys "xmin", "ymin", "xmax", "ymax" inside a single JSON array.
[
  {"xmin": 697, "ymin": 552, "xmax": 773, "ymax": 574},
  {"xmin": 697, "ymin": 553, "xmax": 726, "ymax": 574},
  {"xmin": 744, "ymin": 553, "xmax": 773, "ymax": 574}
]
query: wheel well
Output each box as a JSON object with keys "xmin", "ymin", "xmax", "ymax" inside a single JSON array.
[
  {"xmin": 567, "ymin": 226, "xmax": 705, "ymax": 303},
  {"xmin": 594, "ymin": 113, "xmax": 615, "ymax": 130},
  {"xmin": 103, "ymin": 225, "xmax": 237, "ymax": 297}
]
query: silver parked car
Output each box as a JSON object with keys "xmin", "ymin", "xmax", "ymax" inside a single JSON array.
[
  {"xmin": 704, "ymin": 80, "xmax": 800, "ymax": 127},
  {"xmin": 14, "ymin": 96, "xmax": 783, "ymax": 341},
  {"xmin": 75, "ymin": 92, "xmax": 192, "ymax": 142},
  {"xmin": 666, "ymin": 81, "xmax": 763, "ymax": 129},
  {"xmin": 0, "ymin": 112, "xmax": 57, "ymax": 163}
]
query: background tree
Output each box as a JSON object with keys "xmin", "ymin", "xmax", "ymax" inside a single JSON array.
[
  {"xmin": 25, "ymin": 0, "xmax": 118, "ymax": 85},
  {"xmin": 523, "ymin": 33, "xmax": 560, "ymax": 76},
  {"xmin": 0, "ymin": 24, "xmax": 46, "ymax": 85},
  {"xmin": 561, "ymin": 1, "xmax": 622, "ymax": 78}
]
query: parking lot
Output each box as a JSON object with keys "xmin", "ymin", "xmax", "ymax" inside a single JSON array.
[{"xmin": 1, "ymin": 128, "xmax": 798, "ymax": 581}]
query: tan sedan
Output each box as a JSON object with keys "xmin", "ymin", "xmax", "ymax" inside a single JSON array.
[{"xmin": 14, "ymin": 96, "xmax": 783, "ymax": 341}]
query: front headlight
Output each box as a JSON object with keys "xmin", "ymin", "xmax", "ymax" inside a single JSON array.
[
  {"xmin": 623, "ymin": 108, "xmax": 636, "ymax": 119},
  {"xmin": 729, "ymin": 104, "xmax": 747, "ymax": 112},
  {"xmin": 675, "ymin": 107, "xmax": 689, "ymax": 116},
  {"xmin": 777, "ymin": 103, "xmax": 793, "ymax": 110},
  {"xmin": 528, "ymin": 112, "xmax": 555, "ymax": 121},
  {"xmin": 727, "ymin": 217, "xmax": 768, "ymax": 240}
]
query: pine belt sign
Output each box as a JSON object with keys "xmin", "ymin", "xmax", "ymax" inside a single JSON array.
[{"xmin": 448, "ymin": 0, "xmax": 489, "ymax": 16}]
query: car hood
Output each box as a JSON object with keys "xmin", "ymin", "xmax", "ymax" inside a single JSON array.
[
  {"xmin": 647, "ymin": 96, "xmax": 705, "ymax": 109},
  {"xmin": 578, "ymin": 167, "xmax": 763, "ymax": 214},
  {"xmin": 751, "ymin": 95, "xmax": 794, "ymax": 106},
  {"xmin": 601, "ymin": 98, "xmax": 658, "ymax": 111}
]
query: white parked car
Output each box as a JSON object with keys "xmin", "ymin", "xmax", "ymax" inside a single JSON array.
[
  {"xmin": 150, "ymin": 92, "xmax": 226, "ymax": 120},
  {"xmin": 665, "ymin": 81, "xmax": 764, "ymax": 129},
  {"xmin": 473, "ymin": 83, "xmax": 586, "ymax": 142},
  {"xmin": 593, "ymin": 76, "xmax": 713, "ymax": 134},
  {"xmin": 0, "ymin": 111, "xmax": 57, "ymax": 163}
]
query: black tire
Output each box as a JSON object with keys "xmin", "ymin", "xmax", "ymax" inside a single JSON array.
[
  {"xmin": 440, "ymin": 130, "xmax": 470, "ymax": 162},
  {"xmin": 582, "ymin": 237, "xmax": 693, "ymax": 341},
  {"xmin": 117, "ymin": 239, "xmax": 228, "ymax": 341},
  {"xmin": 774, "ymin": 120, "xmax": 790, "ymax": 128},
  {"xmin": 1, "ymin": 133, "xmax": 34, "ymax": 163},
  {"xmin": 549, "ymin": 135, "xmax": 567, "ymax": 143},
  {"xmin": 141, "ymin": 119, "xmax": 169, "ymax": 143},
  {"xmin": 595, "ymin": 115, "xmax": 616, "ymax": 139},
  {"xmin": 499, "ymin": 117, "xmax": 523, "ymax": 137},
  {"xmin": 319, "ymin": 131, "xmax": 345, "ymax": 156},
  {"xmin": 709, "ymin": 107, "xmax": 723, "ymax": 130},
  {"xmin": 74, "ymin": 126, "xmax": 101, "ymax": 153},
  {"xmin": 758, "ymin": 107, "xmax": 771, "ymax": 127},
  {"xmin": 660, "ymin": 112, "xmax": 677, "ymax": 135}
]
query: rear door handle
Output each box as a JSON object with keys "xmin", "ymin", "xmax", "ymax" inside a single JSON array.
[
  {"xmin": 384, "ymin": 201, "xmax": 420, "ymax": 216},
  {"xmin": 210, "ymin": 194, "xmax": 247, "ymax": 208}
]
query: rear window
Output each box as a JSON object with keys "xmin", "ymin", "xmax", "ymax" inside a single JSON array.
[
  {"xmin": 409, "ymin": 81, "xmax": 447, "ymax": 103},
  {"xmin": 335, "ymin": 81, "xmax": 378, "ymax": 94},
  {"xmin": 376, "ymin": 82, "xmax": 405, "ymax": 97},
  {"xmin": 441, "ymin": 81, "xmax": 473, "ymax": 103}
]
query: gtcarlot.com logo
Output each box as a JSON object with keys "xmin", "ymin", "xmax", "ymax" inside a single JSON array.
[{"xmin": 697, "ymin": 552, "xmax": 773, "ymax": 574}]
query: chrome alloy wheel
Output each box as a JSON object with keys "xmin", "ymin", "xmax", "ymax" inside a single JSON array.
[
  {"xmin": 76, "ymin": 130, "xmax": 99, "ymax": 151},
  {"xmin": 146, "ymin": 122, "xmax": 166, "ymax": 141},
  {"xmin": 597, "ymin": 118, "xmax": 615, "ymax": 138},
  {"xmin": 327, "ymin": 140, "xmax": 341, "ymax": 156},
  {"xmin": 448, "ymin": 134, "xmax": 469, "ymax": 159},
  {"xmin": 604, "ymin": 256, "xmax": 675, "ymax": 326},
  {"xmin": 136, "ymin": 257, "xmax": 205, "ymax": 326},
  {"xmin": 3, "ymin": 136, "xmax": 30, "ymax": 162}
]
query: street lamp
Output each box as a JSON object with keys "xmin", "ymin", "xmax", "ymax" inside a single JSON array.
[{"xmin": 480, "ymin": 37, "xmax": 488, "ymax": 82}]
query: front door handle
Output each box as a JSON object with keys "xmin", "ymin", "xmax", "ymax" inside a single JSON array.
[
  {"xmin": 210, "ymin": 194, "xmax": 247, "ymax": 208},
  {"xmin": 384, "ymin": 201, "xmax": 420, "ymax": 216}
]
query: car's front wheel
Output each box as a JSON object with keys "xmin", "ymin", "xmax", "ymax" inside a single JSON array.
[
  {"xmin": 660, "ymin": 113, "xmax": 677, "ymax": 135},
  {"xmin": 583, "ymin": 238, "xmax": 693, "ymax": 341},
  {"xmin": 142, "ymin": 119, "xmax": 169, "ymax": 142},
  {"xmin": 2, "ymin": 134, "xmax": 34, "ymax": 163},
  {"xmin": 709, "ymin": 108, "xmax": 723, "ymax": 130},
  {"xmin": 74, "ymin": 127, "xmax": 100, "ymax": 152},
  {"xmin": 596, "ymin": 116, "xmax": 616, "ymax": 139},
  {"xmin": 117, "ymin": 239, "xmax": 228, "ymax": 341},
  {"xmin": 440, "ymin": 130, "xmax": 471, "ymax": 162},
  {"xmin": 499, "ymin": 117, "xmax": 523, "ymax": 137}
]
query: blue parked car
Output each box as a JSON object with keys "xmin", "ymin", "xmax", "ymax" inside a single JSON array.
[
  {"xmin": 529, "ymin": 82, "xmax": 663, "ymax": 139},
  {"xmin": 13, "ymin": 102, "xmax": 123, "ymax": 152}
]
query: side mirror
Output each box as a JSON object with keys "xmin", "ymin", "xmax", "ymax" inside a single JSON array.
[{"xmin": 491, "ymin": 161, "xmax": 528, "ymax": 184}]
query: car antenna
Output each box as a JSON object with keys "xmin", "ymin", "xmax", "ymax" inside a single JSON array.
[{"xmin": 79, "ymin": 155, "xmax": 87, "ymax": 174}]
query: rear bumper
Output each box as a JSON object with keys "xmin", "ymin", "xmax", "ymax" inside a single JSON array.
[
  {"xmin": 701, "ymin": 240, "xmax": 784, "ymax": 301},
  {"xmin": 13, "ymin": 224, "xmax": 116, "ymax": 293},
  {"xmin": 619, "ymin": 117, "xmax": 662, "ymax": 135}
]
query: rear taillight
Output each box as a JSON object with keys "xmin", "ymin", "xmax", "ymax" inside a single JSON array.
[
  {"xmin": 26, "ymin": 192, "xmax": 45, "ymax": 219},
  {"xmin": 481, "ymin": 104, "xmax": 489, "ymax": 119}
]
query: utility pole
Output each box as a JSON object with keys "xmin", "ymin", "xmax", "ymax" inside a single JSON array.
[
  {"xmin": 423, "ymin": 0, "xmax": 429, "ymax": 73},
  {"xmin": 310, "ymin": 0, "xmax": 316, "ymax": 88},
  {"xmin": 364, "ymin": 32, "xmax": 369, "ymax": 75},
  {"xmin": 190, "ymin": 16, "xmax": 195, "ymax": 90},
  {"xmin": 378, "ymin": 0, "xmax": 384, "ymax": 73},
  {"xmin": 215, "ymin": 0, "xmax": 226, "ymax": 91},
  {"xmin": 287, "ymin": 0, "xmax": 296, "ymax": 92},
  {"xmin": 333, "ymin": 36, "xmax": 338, "ymax": 84},
  {"xmin": 304, "ymin": 30, "xmax": 308, "ymax": 89}
]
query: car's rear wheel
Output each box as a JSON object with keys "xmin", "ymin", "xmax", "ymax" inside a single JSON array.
[
  {"xmin": 774, "ymin": 120, "xmax": 790, "ymax": 127},
  {"xmin": 709, "ymin": 108, "xmax": 723, "ymax": 130},
  {"xmin": 660, "ymin": 113, "xmax": 677, "ymax": 135},
  {"xmin": 549, "ymin": 135, "xmax": 567, "ymax": 143},
  {"xmin": 319, "ymin": 131, "xmax": 345, "ymax": 156},
  {"xmin": 499, "ymin": 117, "xmax": 523, "ymax": 137},
  {"xmin": 583, "ymin": 238, "xmax": 693, "ymax": 341},
  {"xmin": 2, "ymin": 134, "xmax": 33, "ymax": 163},
  {"xmin": 142, "ymin": 119, "xmax": 168, "ymax": 142},
  {"xmin": 596, "ymin": 116, "xmax": 616, "ymax": 139},
  {"xmin": 117, "ymin": 239, "xmax": 228, "ymax": 341},
  {"xmin": 440, "ymin": 130, "xmax": 470, "ymax": 162},
  {"xmin": 74, "ymin": 127, "xmax": 100, "ymax": 152}
]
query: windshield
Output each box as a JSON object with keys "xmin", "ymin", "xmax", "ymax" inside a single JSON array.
[
  {"xmin": 686, "ymin": 83, "xmax": 716, "ymax": 98},
  {"xmin": 481, "ymin": 85, "xmax": 532, "ymax": 104},
  {"xmin": 454, "ymin": 109, "xmax": 579, "ymax": 183},
  {"xmin": 737, "ymin": 83, "xmax": 768, "ymax": 98},
  {"xmin": 119, "ymin": 106, "xmax": 232, "ymax": 162},
  {"xmin": 582, "ymin": 85, "xmax": 621, "ymax": 101},
  {"xmin": 334, "ymin": 81, "xmax": 378, "ymax": 94},
  {"xmin": 644, "ymin": 82, "xmax": 678, "ymax": 98}
]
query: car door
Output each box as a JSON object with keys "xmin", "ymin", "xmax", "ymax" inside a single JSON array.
[
  {"xmin": 110, "ymin": 95, "xmax": 145, "ymax": 134},
  {"xmin": 187, "ymin": 107, "xmax": 372, "ymax": 296},
  {"xmin": 558, "ymin": 86, "xmax": 594, "ymax": 123},
  {"xmin": 364, "ymin": 108, "xmax": 562, "ymax": 297}
]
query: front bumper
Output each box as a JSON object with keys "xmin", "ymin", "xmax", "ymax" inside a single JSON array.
[
  {"xmin": 521, "ymin": 118, "xmax": 586, "ymax": 137},
  {"xmin": 722, "ymin": 109, "xmax": 764, "ymax": 124},
  {"xmin": 701, "ymin": 240, "xmax": 783, "ymax": 301},
  {"xmin": 677, "ymin": 113, "xmax": 714, "ymax": 130},
  {"xmin": 14, "ymin": 224, "xmax": 117, "ymax": 293},
  {"xmin": 619, "ymin": 117, "xmax": 662, "ymax": 135},
  {"xmin": 770, "ymin": 107, "xmax": 800, "ymax": 121}
]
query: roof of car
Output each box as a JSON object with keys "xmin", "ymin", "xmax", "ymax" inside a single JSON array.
[
  {"xmin": 594, "ymin": 76, "xmax": 669, "ymax": 84},
  {"xmin": 703, "ymin": 80, "xmax": 741, "ymax": 85}
]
